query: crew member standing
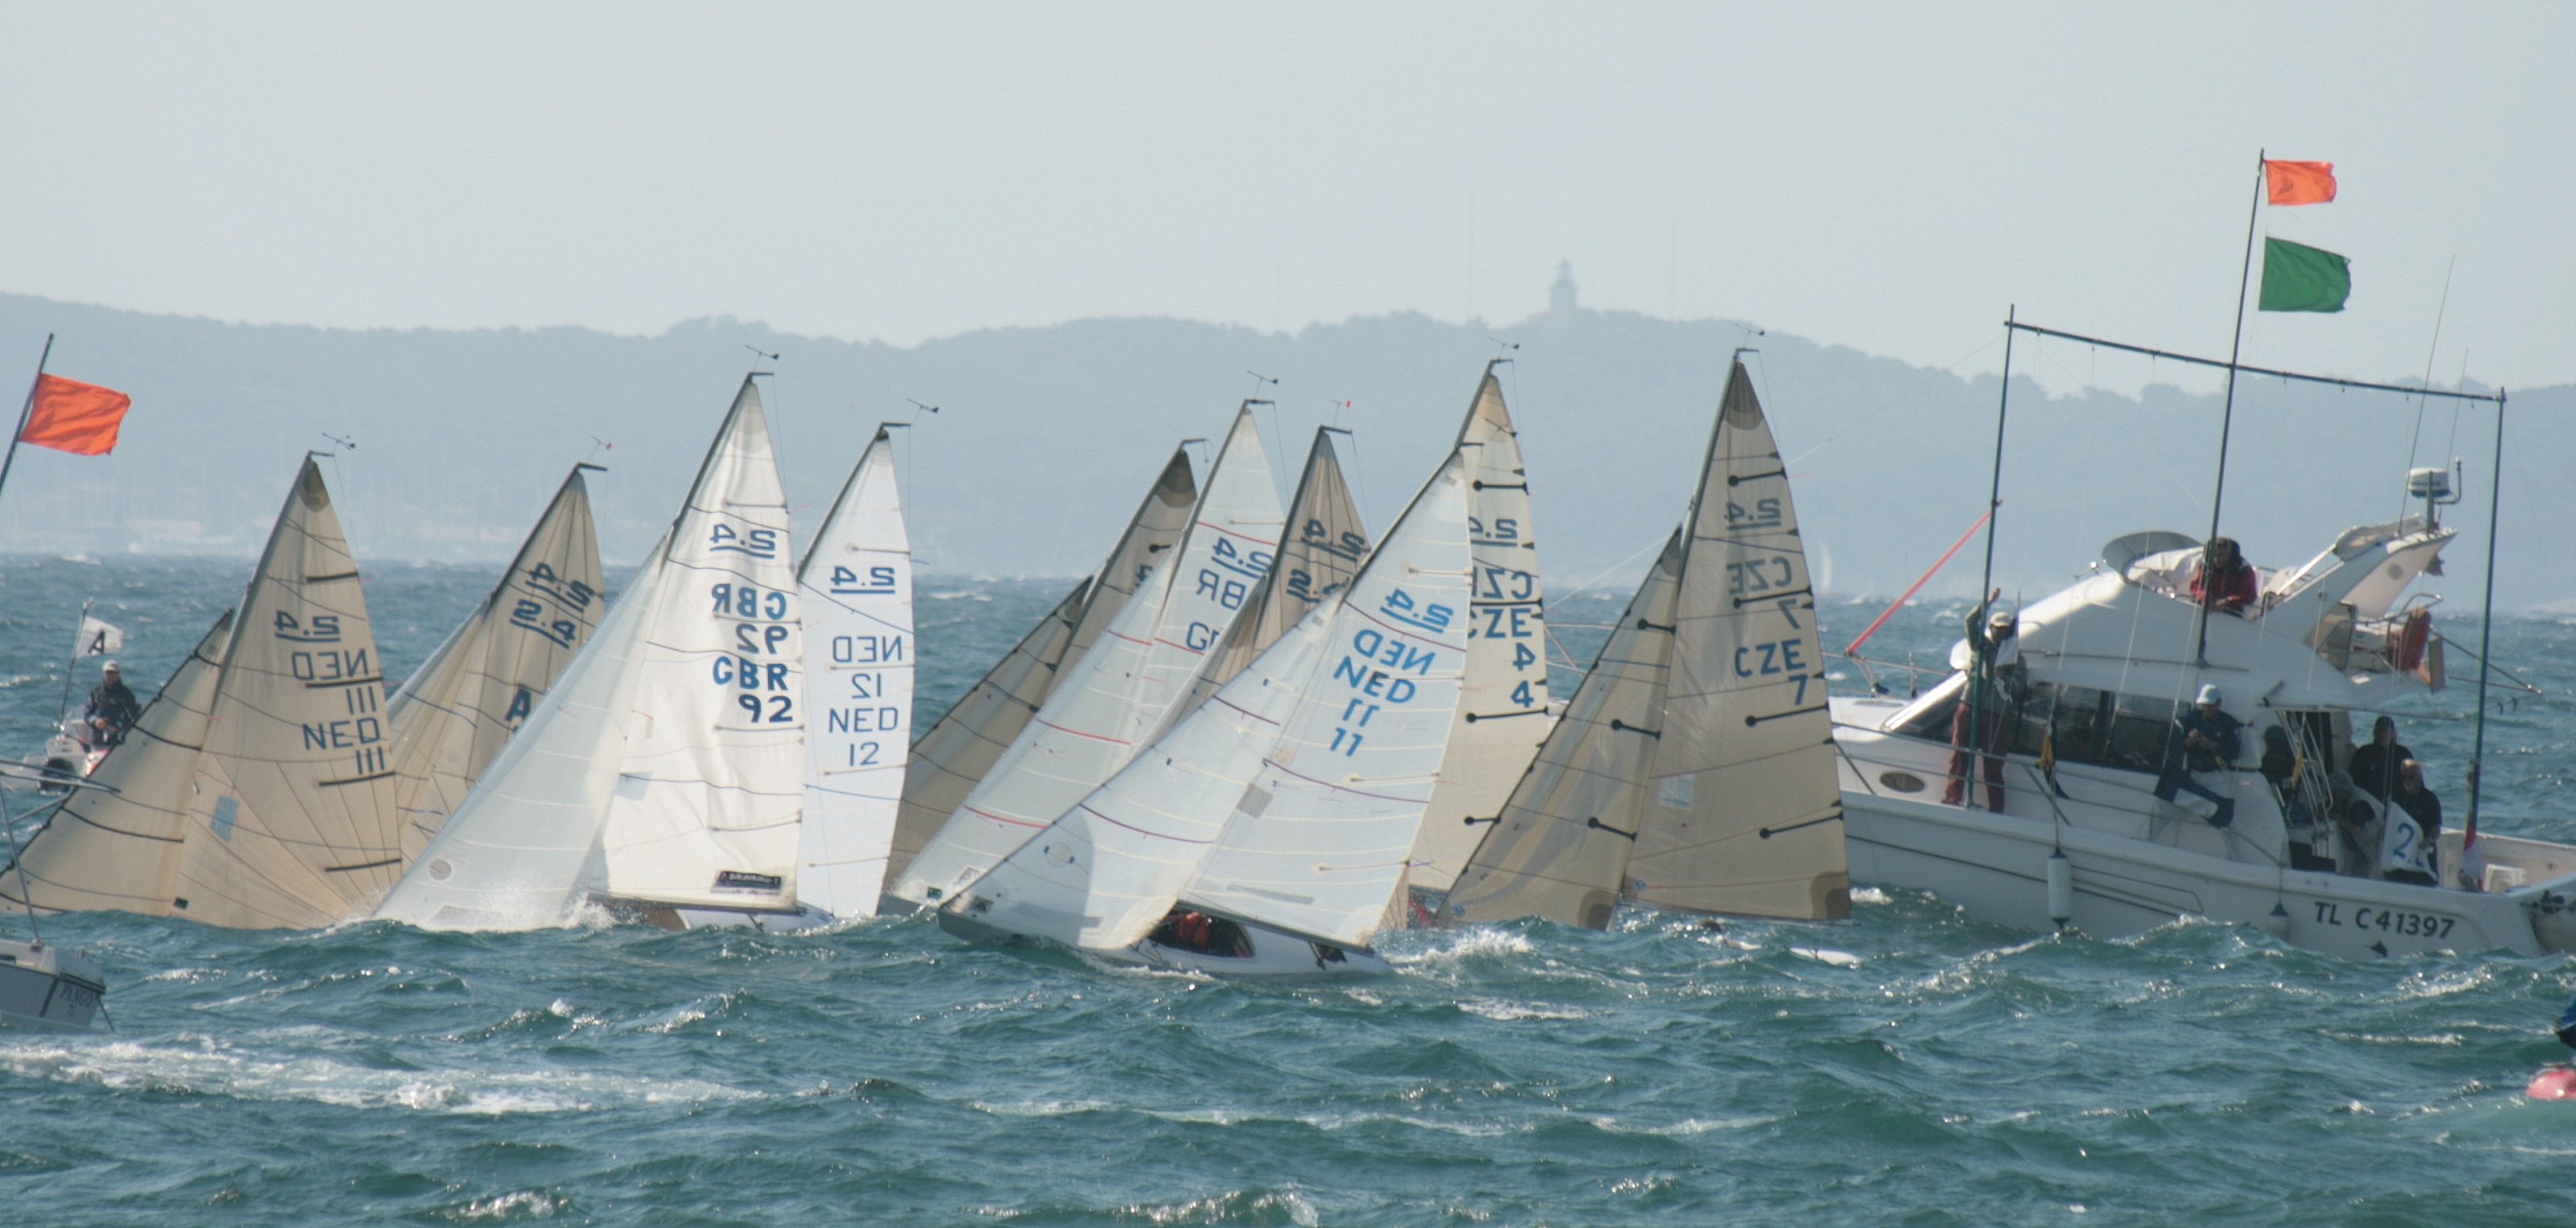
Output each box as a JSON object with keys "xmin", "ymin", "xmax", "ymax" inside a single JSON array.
[{"xmin": 1944, "ymin": 590, "xmax": 2020, "ymax": 812}]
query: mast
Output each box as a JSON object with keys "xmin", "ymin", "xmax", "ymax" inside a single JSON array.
[
  {"xmin": 2462, "ymin": 390, "xmax": 2506, "ymax": 885},
  {"xmin": 0, "ymin": 333, "xmax": 55, "ymax": 509},
  {"xmin": 2196, "ymin": 150, "xmax": 2268, "ymax": 665},
  {"xmin": 1966, "ymin": 312, "xmax": 2017, "ymax": 783}
]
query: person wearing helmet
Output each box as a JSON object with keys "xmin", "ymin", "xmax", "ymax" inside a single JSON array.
[{"xmin": 83, "ymin": 659, "xmax": 142, "ymax": 750}]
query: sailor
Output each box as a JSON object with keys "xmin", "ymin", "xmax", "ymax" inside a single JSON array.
[
  {"xmin": 1942, "ymin": 590, "xmax": 2020, "ymax": 812},
  {"xmin": 2378, "ymin": 759, "xmax": 2444, "ymax": 887},
  {"xmin": 82, "ymin": 660, "xmax": 142, "ymax": 750},
  {"xmin": 2154, "ymin": 683, "xmax": 2241, "ymax": 827},
  {"xmin": 2346, "ymin": 715, "xmax": 2414, "ymax": 804},
  {"xmin": 2188, "ymin": 537, "xmax": 2260, "ymax": 615}
]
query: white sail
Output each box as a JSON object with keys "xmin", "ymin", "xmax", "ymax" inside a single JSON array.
[
  {"xmin": 384, "ymin": 465, "xmax": 606, "ymax": 862},
  {"xmin": 1409, "ymin": 368, "xmax": 1552, "ymax": 894},
  {"xmin": 1179, "ymin": 426, "xmax": 1367, "ymax": 712},
  {"xmin": 372, "ymin": 542, "xmax": 660, "ymax": 928},
  {"xmin": 171, "ymin": 460, "xmax": 406, "ymax": 928},
  {"xmin": 1628, "ymin": 361, "xmax": 1849, "ymax": 920},
  {"xmin": 796, "ymin": 428, "xmax": 913, "ymax": 917},
  {"xmin": 586, "ymin": 377, "xmax": 805, "ymax": 913},
  {"xmin": 1177, "ymin": 450, "xmax": 1474, "ymax": 948},
  {"xmin": 1445, "ymin": 532, "xmax": 1684, "ymax": 928},
  {"xmin": 943, "ymin": 613, "xmax": 1330, "ymax": 949},
  {"xmin": 883, "ymin": 445, "xmax": 1197, "ymax": 901},
  {"xmin": 2, "ymin": 612, "xmax": 232, "ymax": 916},
  {"xmin": 893, "ymin": 410, "xmax": 1282, "ymax": 905}
]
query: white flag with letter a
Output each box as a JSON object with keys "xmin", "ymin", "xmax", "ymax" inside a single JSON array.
[{"xmin": 75, "ymin": 615, "xmax": 125, "ymax": 657}]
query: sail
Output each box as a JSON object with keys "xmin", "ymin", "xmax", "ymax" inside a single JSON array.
[
  {"xmin": 384, "ymin": 465, "xmax": 606, "ymax": 862},
  {"xmin": 586, "ymin": 377, "xmax": 805, "ymax": 912},
  {"xmin": 883, "ymin": 445, "xmax": 1195, "ymax": 900},
  {"xmin": 797, "ymin": 429, "xmax": 913, "ymax": 917},
  {"xmin": 1409, "ymin": 369, "xmax": 1553, "ymax": 894},
  {"xmin": 2, "ymin": 612, "xmax": 232, "ymax": 915},
  {"xmin": 1628, "ymin": 362, "xmax": 1849, "ymax": 920},
  {"xmin": 171, "ymin": 460, "xmax": 405, "ymax": 928},
  {"xmin": 892, "ymin": 409, "xmax": 1282, "ymax": 906},
  {"xmin": 944, "ymin": 613, "xmax": 1330, "ymax": 949},
  {"xmin": 1178, "ymin": 450, "xmax": 1474, "ymax": 948},
  {"xmin": 372, "ymin": 538, "xmax": 661, "ymax": 929},
  {"xmin": 1445, "ymin": 532, "xmax": 1683, "ymax": 928},
  {"xmin": 1179, "ymin": 426, "xmax": 1367, "ymax": 711}
]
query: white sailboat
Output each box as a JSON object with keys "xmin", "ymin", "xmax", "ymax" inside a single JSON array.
[
  {"xmin": 1407, "ymin": 366, "xmax": 1554, "ymax": 909},
  {"xmin": 1175, "ymin": 426, "xmax": 1369, "ymax": 712},
  {"xmin": 383, "ymin": 463, "xmax": 606, "ymax": 864},
  {"xmin": 940, "ymin": 449, "xmax": 1474, "ymax": 975},
  {"xmin": 880, "ymin": 446, "xmax": 1197, "ymax": 912},
  {"xmin": 375, "ymin": 376, "xmax": 806, "ymax": 930},
  {"xmin": 795, "ymin": 426, "xmax": 913, "ymax": 919},
  {"xmin": 1446, "ymin": 360, "xmax": 1851, "ymax": 927},
  {"xmin": 170, "ymin": 459, "xmax": 410, "ymax": 929},
  {"xmin": 890, "ymin": 407, "xmax": 1282, "ymax": 909}
]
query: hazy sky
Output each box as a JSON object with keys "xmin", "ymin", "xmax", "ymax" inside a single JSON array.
[{"xmin": 5, "ymin": 3, "xmax": 2570, "ymax": 395}]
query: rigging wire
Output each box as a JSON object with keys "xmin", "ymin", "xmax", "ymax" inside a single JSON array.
[{"xmin": 2397, "ymin": 256, "xmax": 2456, "ymax": 523}]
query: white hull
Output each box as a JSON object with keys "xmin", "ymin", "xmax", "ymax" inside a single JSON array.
[
  {"xmin": 0, "ymin": 939, "xmax": 108, "ymax": 1031},
  {"xmin": 1834, "ymin": 701, "xmax": 2576, "ymax": 960}
]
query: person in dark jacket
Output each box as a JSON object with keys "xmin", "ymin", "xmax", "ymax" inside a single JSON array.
[
  {"xmin": 1943, "ymin": 591, "xmax": 2019, "ymax": 812},
  {"xmin": 2380, "ymin": 759, "xmax": 2444, "ymax": 886},
  {"xmin": 82, "ymin": 661, "xmax": 142, "ymax": 749},
  {"xmin": 2155, "ymin": 683, "xmax": 2242, "ymax": 827},
  {"xmin": 2347, "ymin": 715, "xmax": 2413, "ymax": 803},
  {"xmin": 2189, "ymin": 537, "xmax": 2260, "ymax": 615}
]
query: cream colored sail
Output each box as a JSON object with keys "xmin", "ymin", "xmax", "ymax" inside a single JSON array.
[
  {"xmin": 586, "ymin": 376, "xmax": 805, "ymax": 913},
  {"xmin": 1179, "ymin": 426, "xmax": 1367, "ymax": 712},
  {"xmin": 171, "ymin": 460, "xmax": 405, "ymax": 928},
  {"xmin": 1177, "ymin": 450, "xmax": 1474, "ymax": 948},
  {"xmin": 797, "ymin": 428, "xmax": 912, "ymax": 917},
  {"xmin": 372, "ymin": 536, "xmax": 661, "ymax": 929},
  {"xmin": 1445, "ymin": 532, "xmax": 1683, "ymax": 928},
  {"xmin": 384, "ymin": 464, "xmax": 605, "ymax": 861},
  {"xmin": 2, "ymin": 612, "xmax": 232, "ymax": 916},
  {"xmin": 1409, "ymin": 368, "xmax": 1552, "ymax": 894},
  {"xmin": 882, "ymin": 445, "xmax": 1196, "ymax": 904},
  {"xmin": 942, "ymin": 613, "xmax": 1330, "ymax": 949},
  {"xmin": 893, "ymin": 410, "xmax": 1282, "ymax": 906},
  {"xmin": 1628, "ymin": 362, "xmax": 1849, "ymax": 920}
]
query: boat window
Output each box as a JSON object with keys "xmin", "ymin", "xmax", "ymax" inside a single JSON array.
[
  {"xmin": 2002, "ymin": 681, "xmax": 2171, "ymax": 775},
  {"xmin": 2103, "ymin": 693, "xmax": 2184, "ymax": 771}
]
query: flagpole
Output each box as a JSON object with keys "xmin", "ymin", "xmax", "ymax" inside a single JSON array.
[
  {"xmin": 2195, "ymin": 152, "xmax": 2266, "ymax": 666},
  {"xmin": 2462, "ymin": 389, "xmax": 2506, "ymax": 887},
  {"xmin": 0, "ymin": 333, "xmax": 56, "ymax": 513}
]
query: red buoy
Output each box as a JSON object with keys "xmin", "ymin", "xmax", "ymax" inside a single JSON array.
[{"xmin": 2526, "ymin": 1066, "xmax": 2576, "ymax": 1101}]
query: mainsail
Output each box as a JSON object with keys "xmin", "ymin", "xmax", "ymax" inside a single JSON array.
[
  {"xmin": 2, "ymin": 612, "xmax": 233, "ymax": 915},
  {"xmin": 881, "ymin": 446, "xmax": 1196, "ymax": 904},
  {"xmin": 1175, "ymin": 450, "xmax": 1475, "ymax": 948},
  {"xmin": 171, "ymin": 460, "xmax": 406, "ymax": 928},
  {"xmin": 1408, "ymin": 368, "xmax": 1552, "ymax": 895},
  {"xmin": 1627, "ymin": 362, "xmax": 1849, "ymax": 920},
  {"xmin": 1445, "ymin": 533, "xmax": 1683, "ymax": 928},
  {"xmin": 797, "ymin": 427, "xmax": 913, "ymax": 918},
  {"xmin": 1178, "ymin": 426, "xmax": 1368, "ymax": 711},
  {"xmin": 376, "ymin": 376, "xmax": 805, "ymax": 928},
  {"xmin": 383, "ymin": 464, "xmax": 605, "ymax": 863},
  {"xmin": 893, "ymin": 408, "xmax": 1282, "ymax": 907}
]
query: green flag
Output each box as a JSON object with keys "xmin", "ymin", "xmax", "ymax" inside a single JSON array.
[{"xmin": 2260, "ymin": 237, "xmax": 2351, "ymax": 312}]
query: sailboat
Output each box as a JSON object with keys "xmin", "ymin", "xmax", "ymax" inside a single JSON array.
[
  {"xmin": 1406, "ymin": 365, "xmax": 1554, "ymax": 912},
  {"xmin": 940, "ymin": 448, "xmax": 1474, "ymax": 975},
  {"xmin": 794, "ymin": 426, "xmax": 913, "ymax": 920},
  {"xmin": 1446, "ymin": 360, "xmax": 1851, "ymax": 928},
  {"xmin": 879, "ymin": 446, "xmax": 1197, "ymax": 913},
  {"xmin": 382, "ymin": 463, "xmax": 606, "ymax": 863},
  {"xmin": 0, "ymin": 779, "xmax": 111, "ymax": 1029},
  {"xmin": 890, "ymin": 405, "xmax": 1283, "ymax": 910},
  {"xmin": 1176, "ymin": 425, "xmax": 1370, "ymax": 711},
  {"xmin": 375, "ymin": 376, "xmax": 806, "ymax": 930}
]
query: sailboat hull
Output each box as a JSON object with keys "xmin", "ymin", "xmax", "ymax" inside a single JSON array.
[
  {"xmin": 935, "ymin": 909, "xmax": 1390, "ymax": 976},
  {"xmin": 0, "ymin": 939, "xmax": 108, "ymax": 1032}
]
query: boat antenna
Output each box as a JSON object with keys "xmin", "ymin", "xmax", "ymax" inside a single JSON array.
[
  {"xmin": 2461, "ymin": 389, "xmax": 2506, "ymax": 887},
  {"xmin": 2195, "ymin": 149, "xmax": 2269, "ymax": 667},
  {"xmin": 905, "ymin": 398, "xmax": 940, "ymax": 423},
  {"xmin": 1488, "ymin": 336, "xmax": 1519, "ymax": 359},
  {"xmin": 2396, "ymin": 256, "xmax": 2457, "ymax": 522},
  {"xmin": 320, "ymin": 432, "xmax": 356, "ymax": 452},
  {"xmin": 744, "ymin": 344, "xmax": 781, "ymax": 364}
]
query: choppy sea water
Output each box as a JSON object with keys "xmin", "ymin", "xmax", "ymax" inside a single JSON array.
[{"xmin": 4, "ymin": 554, "xmax": 2576, "ymax": 1226}]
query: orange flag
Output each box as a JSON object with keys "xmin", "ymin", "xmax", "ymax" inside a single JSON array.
[
  {"xmin": 20, "ymin": 374, "xmax": 133, "ymax": 456},
  {"xmin": 2264, "ymin": 159, "xmax": 2336, "ymax": 206}
]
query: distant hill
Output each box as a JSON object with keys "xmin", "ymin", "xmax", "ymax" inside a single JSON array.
[{"xmin": 2, "ymin": 286, "xmax": 2565, "ymax": 608}]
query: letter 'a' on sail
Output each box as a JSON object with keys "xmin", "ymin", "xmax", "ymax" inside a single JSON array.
[
  {"xmin": 1175, "ymin": 449, "xmax": 1475, "ymax": 950},
  {"xmin": 892, "ymin": 410, "xmax": 1282, "ymax": 908},
  {"xmin": 1409, "ymin": 366, "xmax": 1552, "ymax": 897},
  {"xmin": 879, "ymin": 444, "xmax": 1196, "ymax": 912},
  {"xmin": 796, "ymin": 426, "xmax": 913, "ymax": 919},
  {"xmin": 1628, "ymin": 361, "xmax": 1849, "ymax": 920},
  {"xmin": 1447, "ymin": 530, "xmax": 1684, "ymax": 929},
  {"xmin": 383, "ymin": 463, "xmax": 606, "ymax": 863},
  {"xmin": 379, "ymin": 375, "xmax": 807, "ymax": 930},
  {"xmin": 2, "ymin": 611, "xmax": 233, "ymax": 916},
  {"xmin": 171, "ymin": 458, "xmax": 407, "ymax": 928},
  {"xmin": 1177, "ymin": 425, "xmax": 1370, "ymax": 715}
]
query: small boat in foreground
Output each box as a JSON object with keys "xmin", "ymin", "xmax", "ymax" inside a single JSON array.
[{"xmin": 0, "ymin": 773, "xmax": 113, "ymax": 1031}]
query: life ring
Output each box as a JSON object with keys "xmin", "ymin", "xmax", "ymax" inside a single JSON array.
[{"xmin": 2393, "ymin": 608, "xmax": 2431, "ymax": 672}]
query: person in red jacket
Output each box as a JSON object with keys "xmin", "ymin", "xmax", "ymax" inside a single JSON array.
[{"xmin": 2189, "ymin": 537, "xmax": 2260, "ymax": 615}]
